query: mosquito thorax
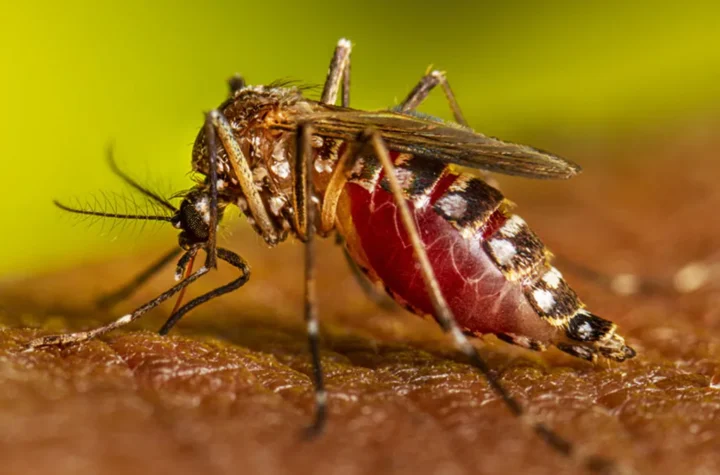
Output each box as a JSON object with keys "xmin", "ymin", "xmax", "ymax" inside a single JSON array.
[{"xmin": 190, "ymin": 85, "xmax": 304, "ymax": 179}]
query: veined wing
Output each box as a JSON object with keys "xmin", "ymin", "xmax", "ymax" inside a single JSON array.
[{"xmin": 286, "ymin": 105, "xmax": 581, "ymax": 180}]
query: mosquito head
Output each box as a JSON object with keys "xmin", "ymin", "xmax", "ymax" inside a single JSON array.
[{"xmin": 172, "ymin": 188, "xmax": 225, "ymax": 250}]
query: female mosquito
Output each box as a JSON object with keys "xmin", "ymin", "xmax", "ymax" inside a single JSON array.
[{"xmin": 30, "ymin": 39, "xmax": 635, "ymax": 472}]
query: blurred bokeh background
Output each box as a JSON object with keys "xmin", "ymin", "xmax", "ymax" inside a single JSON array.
[{"xmin": 0, "ymin": 1, "xmax": 718, "ymax": 277}]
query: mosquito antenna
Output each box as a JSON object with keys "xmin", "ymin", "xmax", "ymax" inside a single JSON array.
[
  {"xmin": 53, "ymin": 200, "xmax": 173, "ymax": 222},
  {"xmin": 106, "ymin": 146, "xmax": 178, "ymax": 212}
]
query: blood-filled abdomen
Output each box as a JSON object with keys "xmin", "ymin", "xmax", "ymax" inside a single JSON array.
[{"xmin": 336, "ymin": 154, "xmax": 560, "ymax": 345}]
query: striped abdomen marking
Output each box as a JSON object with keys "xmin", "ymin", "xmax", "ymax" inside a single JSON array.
[
  {"xmin": 484, "ymin": 212, "xmax": 634, "ymax": 361},
  {"xmin": 339, "ymin": 153, "xmax": 634, "ymax": 362},
  {"xmin": 340, "ymin": 153, "xmax": 559, "ymax": 343}
]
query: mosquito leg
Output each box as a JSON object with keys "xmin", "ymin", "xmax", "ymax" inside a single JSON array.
[
  {"xmin": 398, "ymin": 69, "xmax": 467, "ymax": 126},
  {"xmin": 362, "ymin": 128, "xmax": 613, "ymax": 473},
  {"xmin": 496, "ymin": 333, "xmax": 548, "ymax": 353},
  {"xmin": 174, "ymin": 247, "xmax": 198, "ymax": 280},
  {"xmin": 321, "ymin": 38, "xmax": 352, "ymax": 106},
  {"xmin": 334, "ymin": 234, "xmax": 397, "ymax": 310},
  {"xmin": 209, "ymin": 109, "xmax": 278, "ymax": 244},
  {"xmin": 555, "ymin": 343, "xmax": 599, "ymax": 363},
  {"xmin": 27, "ymin": 248, "xmax": 209, "ymax": 349},
  {"xmin": 158, "ymin": 248, "xmax": 250, "ymax": 335},
  {"xmin": 203, "ymin": 111, "xmax": 220, "ymax": 269},
  {"xmin": 397, "ymin": 70, "xmax": 503, "ymax": 187},
  {"xmin": 317, "ymin": 128, "xmax": 614, "ymax": 469},
  {"xmin": 294, "ymin": 123, "xmax": 327, "ymax": 435},
  {"xmin": 97, "ymin": 247, "xmax": 182, "ymax": 308},
  {"xmin": 341, "ymin": 52, "xmax": 350, "ymax": 107},
  {"xmin": 342, "ymin": 247, "xmax": 389, "ymax": 306}
]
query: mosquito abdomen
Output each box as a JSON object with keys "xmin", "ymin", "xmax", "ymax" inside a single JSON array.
[{"xmin": 338, "ymin": 153, "xmax": 634, "ymax": 361}]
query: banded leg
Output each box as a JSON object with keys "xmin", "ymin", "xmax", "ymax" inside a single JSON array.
[
  {"xmin": 323, "ymin": 128, "xmax": 614, "ymax": 473},
  {"xmin": 399, "ymin": 69, "xmax": 467, "ymax": 126},
  {"xmin": 321, "ymin": 38, "xmax": 352, "ymax": 107},
  {"xmin": 397, "ymin": 69, "xmax": 502, "ymax": 187},
  {"xmin": 556, "ymin": 342, "xmax": 598, "ymax": 362},
  {"xmin": 27, "ymin": 247, "xmax": 210, "ymax": 348},
  {"xmin": 96, "ymin": 150, "xmax": 182, "ymax": 308},
  {"xmin": 209, "ymin": 109, "xmax": 279, "ymax": 244},
  {"xmin": 29, "ymin": 111, "xmax": 243, "ymax": 348},
  {"xmin": 294, "ymin": 123, "xmax": 327, "ymax": 434},
  {"xmin": 150, "ymin": 111, "xmax": 225, "ymax": 323},
  {"xmin": 203, "ymin": 111, "xmax": 221, "ymax": 269},
  {"xmin": 158, "ymin": 248, "xmax": 250, "ymax": 335},
  {"xmin": 496, "ymin": 333, "xmax": 548, "ymax": 353},
  {"xmin": 227, "ymin": 37, "xmax": 353, "ymax": 107}
]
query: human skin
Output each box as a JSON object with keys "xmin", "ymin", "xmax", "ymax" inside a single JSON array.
[{"xmin": 0, "ymin": 131, "xmax": 718, "ymax": 475}]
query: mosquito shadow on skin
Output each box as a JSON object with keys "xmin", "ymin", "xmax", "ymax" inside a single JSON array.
[{"xmin": 181, "ymin": 315, "xmax": 569, "ymax": 379}]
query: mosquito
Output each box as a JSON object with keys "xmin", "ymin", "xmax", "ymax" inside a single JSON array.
[{"xmin": 29, "ymin": 39, "xmax": 636, "ymax": 472}]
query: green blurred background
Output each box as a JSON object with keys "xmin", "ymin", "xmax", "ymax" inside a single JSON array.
[{"xmin": 1, "ymin": 1, "xmax": 718, "ymax": 276}]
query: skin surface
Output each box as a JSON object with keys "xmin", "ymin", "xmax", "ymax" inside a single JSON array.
[{"xmin": 0, "ymin": 131, "xmax": 719, "ymax": 475}]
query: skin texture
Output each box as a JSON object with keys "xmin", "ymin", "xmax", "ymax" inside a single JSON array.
[{"xmin": 0, "ymin": 131, "xmax": 719, "ymax": 475}]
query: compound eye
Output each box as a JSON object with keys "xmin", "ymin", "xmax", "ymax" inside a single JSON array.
[{"xmin": 178, "ymin": 196, "xmax": 210, "ymax": 243}]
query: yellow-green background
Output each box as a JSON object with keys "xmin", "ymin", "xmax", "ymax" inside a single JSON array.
[{"xmin": 1, "ymin": 1, "xmax": 718, "ymax": 276}]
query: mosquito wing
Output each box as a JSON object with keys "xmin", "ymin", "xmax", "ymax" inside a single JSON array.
[{"xmin": 294, "ymin": 105, "xmax": 581, "ymax": 179}]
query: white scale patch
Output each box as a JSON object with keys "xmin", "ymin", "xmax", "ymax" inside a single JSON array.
[
  {"xmin": 413, "ymin": 193, "xmax": 430, "ymax": 210},
  {"xmin": 194, "ymin": 197, "xmax": 210, "ymax": 224},
  {"xmin": 350, "ymin": 157, "xmax": 382, "ymax": 192},
  {"xmin": 499, "ymin": 215, "xmax": 526, "ymax": 238},
  {"xmin": 532, "ymin": 288, "xmax": 556, "ymax": 313},
  {"xmin": 269, "ymin": 195, "xmax": 286, "ymax": 216},
  {"xmin": 314, "ymin": 157, "xmax": 334, "ymax": 173},
  {"xmin": 252, "ymin": 165, "xmax": 269, "ymax": 183},
  {"xmin": 576, "ymin": 321, "xmax": 594, "ymax": 339},
  {"xmin": 311, "ymin": 135, "xmax": 324, "ymax": 148},
  {"xmin": 272, "ymin": 140, "xmax": 287, "ymax": 160},
  {"xmin": 436, "ymin": 194, "xmax": 468, "ymax": 220},
  {"xmin": 116, "ymin": 314, "xmax": 133, "ymax": 325},
  {"xmin": 488, "ymin": 239, "xmax": 517, "ymax": 266},
  {"xmin": 542, "ymin": 267, "xmax": 563, "ymax": 289},
  {"xmin": 394, "ymin": 167, "xmax": 415, "ymax": 190},
  {"xmin": 351, "ymin": 158, "xmax": 366, "ymax": 176},
  {"xmin": 270, "ymin": 160, "xmax": 290, "ymax": 179},
  {"xmin": 307, "ymin": 319, "xmax": 319, "ymax": 335}
]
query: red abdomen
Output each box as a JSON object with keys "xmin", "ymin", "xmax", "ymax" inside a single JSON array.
[{"xmin": 338, "ymin": 154, "xmax": 559, "ymax": 344}]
